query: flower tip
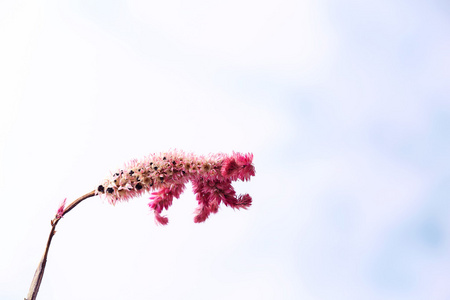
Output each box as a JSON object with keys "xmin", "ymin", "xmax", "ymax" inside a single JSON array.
[
  {"xmin": 193, "ymin": 215, "xmax": 206, "ymax": 223},
  {"xmin": 221, "ymin": 152, "xmax": 256, "ymax": 181},
  {"xmin": 154, "ymin": 213, "xmax": 169, "ymax": 225},
  {"xmin": 237, "ymin": 194, "xmax": 252, "ymax": 209},
  {"xmin": 56, "ymin": 198, "xmax": 67, "ymax": 218},
  {"xmin": 194, "ymin": 206, "xmax": 211, "ymax": 223}
]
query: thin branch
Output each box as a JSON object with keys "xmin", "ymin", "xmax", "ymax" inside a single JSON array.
[{"xmin": 25, "ymin": 190, "xmax": 96, "ymax": 300}]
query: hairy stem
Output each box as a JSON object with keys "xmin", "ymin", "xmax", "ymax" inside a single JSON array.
[{"xmin": 25, "ymin": 190, "xmax": 96, "ymax": 300}]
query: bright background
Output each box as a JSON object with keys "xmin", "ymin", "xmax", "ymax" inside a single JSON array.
[{"xmin": 1, "ymin": 1, "xmax": 450, "ymax": 299}]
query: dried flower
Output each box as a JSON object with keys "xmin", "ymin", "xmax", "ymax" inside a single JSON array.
[{"xmin": 96, "ymin": 150, "xmax": 255, "ymax": 225}]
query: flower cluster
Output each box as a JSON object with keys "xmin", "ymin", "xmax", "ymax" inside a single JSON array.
[{"xmin": 96, "ymin": 150, "xmax": 255, "ymax": 225}]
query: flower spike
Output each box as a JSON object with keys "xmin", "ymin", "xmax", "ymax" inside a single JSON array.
[
  {"xmin": 96, "ymin": 150, "xmax": 256, "ymax": 225},
  {"xmin": 26, "ymin": 151, "xmax": 255, "ymax": 300}
]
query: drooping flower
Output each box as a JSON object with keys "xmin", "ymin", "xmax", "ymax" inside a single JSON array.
[{"xmin": 96, "ymin": 150, "xmax": 255, "ymax": 225}]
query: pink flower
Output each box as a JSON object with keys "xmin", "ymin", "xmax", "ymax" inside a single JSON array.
[
  {"xmin": 56, "ymin": 198, "xmax": 67, "ymax": 219},
  {"xmin": 154, "ymin": 213, "xmax": 169, "ymax": 226},
  {"xmin": 97, "ymin": 150, "xmax": 255, "ymax": 225},
  {"xmin": 236, "ymin": 194, "xmax": 252, "ymax": 209},
  {"xmin": 221, "ymin": 152, "xmax": 255, "ymax": 181}
]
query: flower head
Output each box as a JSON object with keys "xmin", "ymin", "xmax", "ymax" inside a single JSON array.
[{"xmin": 96, "ymin": 150, "xmax": 255, "ymax": 225}]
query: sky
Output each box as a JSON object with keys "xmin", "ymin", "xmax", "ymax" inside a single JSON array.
[{"xmin": 1, "ymin": 0, "xmax": 450, "ymax": 299}]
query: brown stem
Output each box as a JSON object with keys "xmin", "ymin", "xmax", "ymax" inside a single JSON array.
[{"xmin": 25, "ymin": 190, "xmax": 96, "ymax": 300}]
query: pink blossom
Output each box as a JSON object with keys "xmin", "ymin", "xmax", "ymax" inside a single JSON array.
[
  {"xmin": 96, "ymin": 150, "xmax": 255, "ymax": 225},
  {"xmin": 221, "ymin": 152, "xmax": 255, "ymax": 181},
  {"xmin": 154, "ymin": 213, "xmax": 169, "ymax": 226}
]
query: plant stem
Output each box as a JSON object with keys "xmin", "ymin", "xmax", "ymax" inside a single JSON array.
[{"xmin": 25, "ymin": 190, "xmax": 96, "ymax": 300}]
